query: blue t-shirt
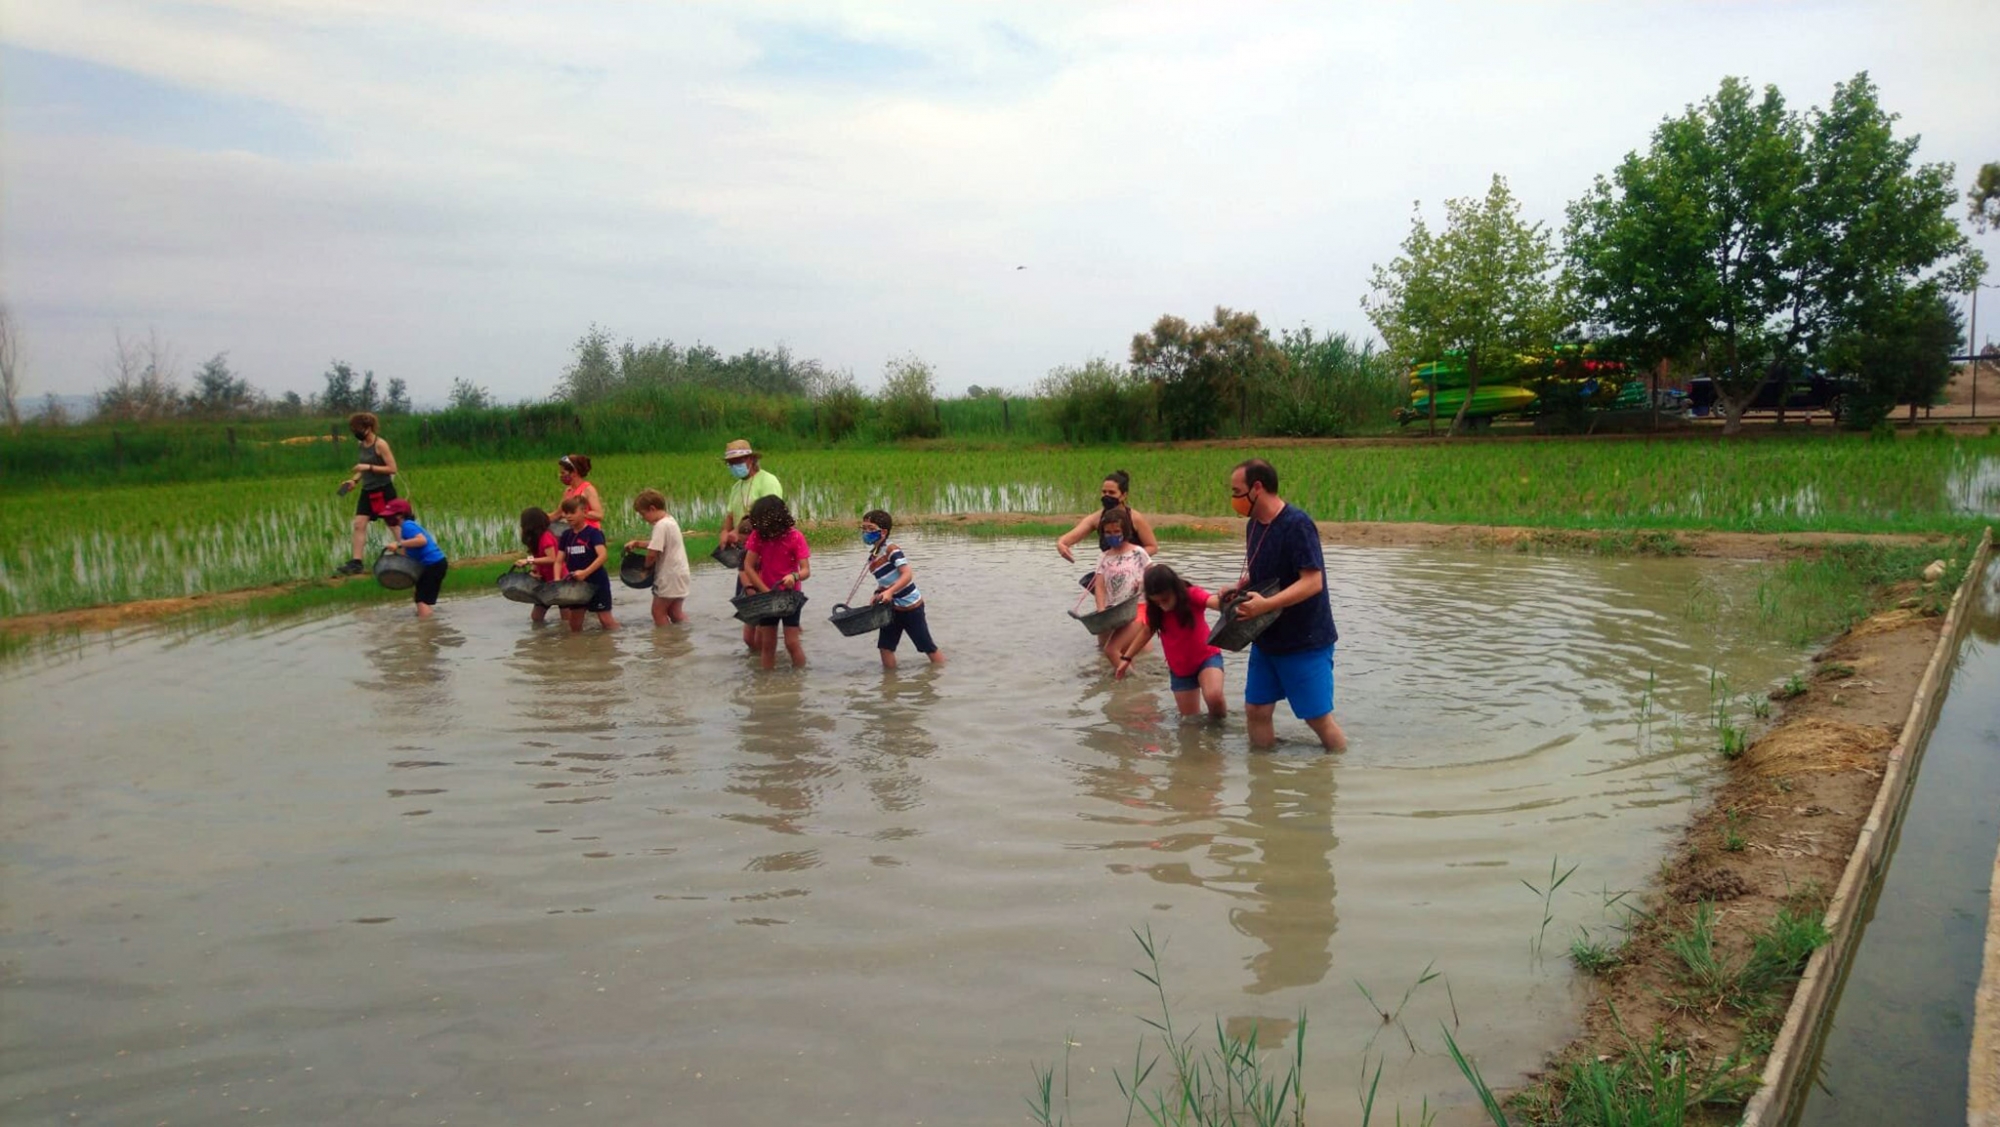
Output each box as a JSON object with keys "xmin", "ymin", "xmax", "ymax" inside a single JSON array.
[
  {"xmin": 1245, "ymin": 503, "xmax": 1336, "ymax": 654},
  {"xmin": 560, "ymin": 526, "xmax": 610, "ymax": 588},
  {"xmin": 396, "ymin": 520, "xmax": 447, "ymax": 565}
]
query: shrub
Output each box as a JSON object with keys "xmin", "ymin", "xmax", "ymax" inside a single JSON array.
[
  {"xmin": 1034, "ymin": 358, "xmax": 1154, "ymax": 443},
  {"xmin": 876, "ymin": 354, "xmax": 941, "ymax": 439}
]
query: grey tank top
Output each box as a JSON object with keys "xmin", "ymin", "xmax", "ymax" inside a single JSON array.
[{"xmin": 358, "ymin": 437, "xmax": 393, "ymax": 490}]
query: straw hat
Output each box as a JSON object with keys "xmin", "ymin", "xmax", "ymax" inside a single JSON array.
[{"xmin": 723, "ymin": 439, "xmax": 756, "ymax": 461}]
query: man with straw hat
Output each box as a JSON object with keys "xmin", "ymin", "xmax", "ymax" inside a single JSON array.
[{"xmin": 719, "ymin": 439, "xmax": 782, "ymax": 550}]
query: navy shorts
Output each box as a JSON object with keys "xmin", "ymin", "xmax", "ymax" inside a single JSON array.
[
  {"xmin": 756, "ymin": 610, "xmax": 802, "ymax": 629},
  {"xmin": 877, "ymin": 604, "xmax": 937, "ymax": 654},
  {"xmin": 1169, "ymin": 652, "xmax": 1224, "ymax": 693},
  {"xmin": 582, "ymin": 577, "xmax": 613, "ymax": 613},
  {"xmin": 413, "ymin": 559, "xmax": 448, "ymax": 605}
]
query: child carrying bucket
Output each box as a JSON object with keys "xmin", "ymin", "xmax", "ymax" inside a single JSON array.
[
  {"xmin": 741, "ymin": 495, "xmax": 810, "ymax": 670},
  {"xmin": 379, "ymin": 499, "xmax": 448, "ymax": 619},
  {"xmin": 517, "ymin": 507, "xmax": 562, "ymax": 625},
  {"xmin": 860, "ymin": 509, "xmax": 944, "ymax": 670},
  {"xmin": 624, "ymin": 489, "xmax": 691, "ymax": 626},
  {"xmin": 1114, "ymin": 564, "xmax": 1227, "ymax": 720},
  {"xmin": 1090, "ymin": 505, "xmax": 1150, "ymax": 665},
  {"xmin": 557, "ymin": 495, "xmax": 618, "ymax": 633}
]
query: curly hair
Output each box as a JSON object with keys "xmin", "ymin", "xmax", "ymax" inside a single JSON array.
[{"xmin": 749, "ymin": 493, "xmax": 795, "ymax": 539}]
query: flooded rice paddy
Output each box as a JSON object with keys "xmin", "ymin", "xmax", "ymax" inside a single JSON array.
[{"xmin": 0, "ymin": 538, "xmax": 1808, "ymax": 1124}]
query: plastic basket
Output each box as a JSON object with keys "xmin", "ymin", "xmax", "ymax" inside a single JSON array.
[
  {"xmin": 1070, "ymin": 596, "xmax": 1139, "ymax": 636},
  {"xmin": 496, "ymin": 566, "xmax": 543, "ymax": 604},
  {"xmin": 711, "ymin": 544, "xmax": 746, "ymax": 570},
  {"xmin": 373, "ymin": 549, "xmax": 425, "ymax": 590},
  {"xmin": 619, "ymin": 548, "xmax": 655, "ymax": 590},
  {"xmin": 829, "ymin": 601, "xmax": 895, "ymax": 637},
  {"xmin": 539, "ymin": 578, "xmax": 596, "ymax": 608},
  {"xmin": 732, "ymin": 588, "xmax": 807, "ymax": 624},
  {"xmin": 1206, "ymin": 580, "xmax": 1283, "ymax": 652}
]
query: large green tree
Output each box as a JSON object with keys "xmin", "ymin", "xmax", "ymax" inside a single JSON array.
[
  {"xmin": 1566, "ymin": 73, "xmax": 1973, "ymax": 433},
  {"xmin": 1824, "ymin": 283, "xmax": 1964, "ymax": 428},
  {"xmin": 1363, "ymin": 174, "xmax": 1561, "ymax": 436},
  {"xmin": 1129, "ymin": 307, "xmax": 1285, "ymax": 440}
]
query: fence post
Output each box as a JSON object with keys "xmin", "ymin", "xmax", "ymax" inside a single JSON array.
[{"xmin": 1002, "ymin": 397, "xmax": 1010, "ymax": 432}]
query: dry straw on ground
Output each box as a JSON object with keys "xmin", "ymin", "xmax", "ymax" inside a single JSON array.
[{"xmin": 1742, "ymin": 718, "xmax": 1895, "ymax": 778}]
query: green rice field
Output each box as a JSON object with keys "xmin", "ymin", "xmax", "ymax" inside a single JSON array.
[{"xmin": 3, "ymin": 435, "xmax": 1997, "ymax": 618}]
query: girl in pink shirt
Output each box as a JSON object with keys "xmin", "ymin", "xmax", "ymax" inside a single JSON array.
[
  {"xmin": 1114, "ymin": 564, "xmax": 1227, "ymax": 720},
  {"xmin": 741, "ymin": 494, "xmax": 811, "ymax": 670}
]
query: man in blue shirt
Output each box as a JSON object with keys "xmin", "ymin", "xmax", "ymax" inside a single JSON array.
[{"xmin": 1224, "ymin": 458, "xmax": 1347, "ymax": 752}]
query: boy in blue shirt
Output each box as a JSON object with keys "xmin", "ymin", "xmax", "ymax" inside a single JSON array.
[{"xmin": 379, "ymin": 499, "xmax": 449, "ymax": 618}]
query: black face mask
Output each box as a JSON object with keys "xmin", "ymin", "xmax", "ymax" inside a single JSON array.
[{"xmin": 1100, "ymin": 494, "xmax": 1119, "ymax": 510}]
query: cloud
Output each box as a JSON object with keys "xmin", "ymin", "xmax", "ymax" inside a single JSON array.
[{"xmin": 0, "ymin": 0, "xmax": 1992, "ymax": 402}]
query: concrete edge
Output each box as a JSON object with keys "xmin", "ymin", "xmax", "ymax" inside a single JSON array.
[
  {"xmin": 1975, "ymin": 828, "xmax": 2000, "ymax": 1127},
  {"xmin": 1740, "ymin": 525, "xmax": 1995, "ymax": 1127}
]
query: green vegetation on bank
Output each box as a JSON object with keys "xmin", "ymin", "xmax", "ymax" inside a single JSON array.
[{"xmin": 1, "ymin": 435, "xmax": 1993, "ymax": 618}]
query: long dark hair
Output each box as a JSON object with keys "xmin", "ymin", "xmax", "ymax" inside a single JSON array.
[
  {"xmin": 1143, "ymin": 564, "xmax": 1196, "ymax": 630},
  {"xmin": 520, "ymin": 506, "xmax": 552, "ymax": 552},
  {"xmin": 749, "ymin": 493, "xmax": 795, "ymax": 538}
]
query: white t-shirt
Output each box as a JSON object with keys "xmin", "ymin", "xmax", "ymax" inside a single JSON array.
[
  {"xmin": 1095, "ymin": 545, "xmax": 1152, "ymax": 607},
  {"xmin": 646, "ymin": 515, "xmax": 692, "ymax": 599}
]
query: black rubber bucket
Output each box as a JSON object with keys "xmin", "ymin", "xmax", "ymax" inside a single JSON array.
[
  {"xmin": 829, "ymin": 601, "xmax": 895, "ymax": 637},
  {"xmin": 732, "ymin": 588, "xmax": 806, "ymax": 624},
  {"xmin": 373, "ymin": 549, "xmax": 425, "ymax": 590},
  {"xmin": 711, "ymin": 544, "xmax": 746, "ymax": 570},
  {"xmin": 539, "ymin": 579, "xmax": 595, "ymax": 608},
  {"xmin": 619, "ymin": 548, "xmax": 654, "ymax": 589},
  {"xmin": 1070, "ymin": 596, "xmax": 1139, "ymax": 636},
  {"xmin": 496, "ymin": 566, "xmax": 543, "ymax": 604},
  {"xmin": 1207, "ymin": 580, "xmax": 1283, "ymax": 652}
]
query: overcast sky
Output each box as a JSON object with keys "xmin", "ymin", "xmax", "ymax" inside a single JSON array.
[{"xmin": 1, "ymin": 1, "xmax": 1992, "ymax": 404}]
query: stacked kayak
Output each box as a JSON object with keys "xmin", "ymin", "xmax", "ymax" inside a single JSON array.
[{"xmin": 1406, "ymin": 385, "xmax": 1539, "ymax": 417}]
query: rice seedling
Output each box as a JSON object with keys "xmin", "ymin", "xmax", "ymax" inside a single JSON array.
[
  {"xmin": 1522, "ymin": 856, "xmax": 1579, "ymax": 963},
  {"xmin": 1568, "ymin": 930, "xmax": 1622, "ymax": 975},
  {"xmin": 1718, "ymin": 724, "xmax": 1748, "ymax": 759},
  {"xmin": 1721, "ymin": 810, "xmax": 1747, "ymax": 852},
  {"xmin": 1353, "ymin": 962, "xmax": 1442, "ymax": 1054}
]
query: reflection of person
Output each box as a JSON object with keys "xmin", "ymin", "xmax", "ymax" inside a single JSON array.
[
  {"xmin": 556, "ymin": 454, "xmax": 603, "ymax": 527},
  {"xmin": 1222, "ymin": 458, "xmax": 1347, "ymax": 752},
  {"xmin": 625, "ymin": 489, "xmax": 691, "ymax": 626},
  {"xmin": 1057, "ymin": 470, "xmax": 1160, "ymax": 562},
  {"xmin": 1092, "ymin": 505, "xmax": 1150, "ymax": 664},
  {"xmin": 1230, "ymin": 756, "xmax": 1338, "ymax": 995},
  {"xmin": 861, "ymin": 509, "xmax": 944, "ymax": 670},
  {"xmin": 1115, "ymin": 564, "xmax": 1226, "ymax": 720},
  {"xmin": 742, "ymin": 495, "xmax": 810, "ymax": 670},
  {"xmin": 719, "ymin": 440, "xmax": 782, "ymax": 550},
  {"xmin": 335, "ymin": 412, "xmax": 398, "ymax": 576},
  {"xmin": 557, "ymin": 496, "xmax": 617, "ymax": 632},
  {"xmin": 378, "ymin": 499, "xmax": 448, "ymax": 619},
  {"xmin": 517, "ymin": 507, "xmax": 562, "ymax": 626}
]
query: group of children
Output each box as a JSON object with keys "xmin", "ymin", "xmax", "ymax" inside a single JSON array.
[{"xmin": 1089, "ymin": 503, "xmax": 1232, "ymax": 721}]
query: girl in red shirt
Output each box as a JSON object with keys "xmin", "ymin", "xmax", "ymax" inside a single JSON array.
[
  {"xmin": 516, "ymin": 507, "xmax": 563, "ymax": 625},
  {"xmin": 1115, "ymin": 564, "xmax": 1227, "ymax": 720}
]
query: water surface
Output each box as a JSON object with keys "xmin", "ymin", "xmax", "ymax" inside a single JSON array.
[{"xmin": 0, "ymin": 538, "xmax": 1806, "ymax": 1124}]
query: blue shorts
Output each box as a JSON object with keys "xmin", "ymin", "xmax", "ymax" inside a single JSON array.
[
  {"xmin": 1169, "ymin": 652, "xmax": 1225, "ymax": 693},
  {"xmin": 1245, "ymin": 643, "xmax": 1335, "ymax": 720}
]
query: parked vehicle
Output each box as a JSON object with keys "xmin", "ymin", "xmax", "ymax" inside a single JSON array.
[{"xmin": 1687, "ymin": 372, "xmax": 1855, "ymax": 420}]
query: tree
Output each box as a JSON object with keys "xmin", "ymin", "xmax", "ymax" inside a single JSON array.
[
  {"xmin": 1824, "ymin": 283, "xmax": 1963, "ymax": 428},
  {"xmin": 877, "ymin": 354, "xmax": 941, "ymax": 439},
  {"xmin": 319, "ymin": 361, "xmax": 379, "ymax": 414},
  {"xmin": 185, "ymin": 352, "xmax": 257, "ymax": 417},
  {"xmin": 97, "ymin": 328, "xmax": 183, "ymax": 422},
  {"xmin": 448, "ymin": 378, "xmax": 493, "ymax": 410},
  {"xmin": 1130, "ymin": 307, "xmax": 1285, "ymax": 440},
  {"xmin": 384, "ymin": 377, "xmax": 410, "ymax": 414},
  {"xmin": 561, "ymin": 324, "xmax": 620, "ymax": 402},
  {"xmin": 37, "ymin": 392, "xmax": 70, "ymax": 427},
  {"xmin": 0, "ymin": 303, "xmax": 21, "ymax": 430},
  {"xmin": 1969, "ymin": 161, "xmax": 2000, "ymax": 233},
  {"xmin": 1364, "ymin": 175, "xmax": 1561, "ymax": 435},
  {"xmin": 1567, "ymin": 74, "xmax": 1973, "ymax": 433}
]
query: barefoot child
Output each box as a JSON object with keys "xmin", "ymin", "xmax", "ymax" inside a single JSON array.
[
  {"xmin": 741, "ymin": 495, "xmax": 809, "ymax": 670},
  {"xmin": 1091, "ymin": 505, "xmax": 1151, "ymax": 665},
  {"xmin": 735, "ymin": 515, "xmax": 759, "ymax": 652},
  {"xmin": 517, "ymin": 506, "xmax": 562, "ymax": 625},
  {"xmin": 625, "ymin": 489, "xmax": 691, "ymax": 626},
  {"xmin": 379, "ymin": 499, "xmax": 448, "ymax": 619},
  {"xmin": 861, "ymin": 509, "xmax": 944, "ymax": 670},
  {"xmin": 1115, "ymin": 564, "xmax": 1227, "ymax": 720},
  {"xmin": 557, "ymin": 496, "xmax": 617, "ymax": 632}
]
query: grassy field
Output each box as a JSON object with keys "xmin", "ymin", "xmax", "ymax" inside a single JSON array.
[{"xmin": 2, "ymin": 434, "xmax": 1995, "ymax": 617}]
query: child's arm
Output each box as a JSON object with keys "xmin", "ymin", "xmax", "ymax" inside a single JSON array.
[
  {"xmin": 388, "ymin": 528, "xmax": 429, "ymax": 554},
  {"xmin": 741, "ymin": 548, "xmax": 769, "ymax": 593},
  {"xmin": 1114, "ymin": 622, "xmax": 1157, "ymax": 678},
  {"xmin": 874, "ymin": 558, "xmax": 916, "ymax": 603},
  {"xmin": 781, "ymin": 557, "xmax": 810, "ymax": 589},
  {"xmin": 573, "ymin": 542, "xmax": 607, "ymax": 580}
]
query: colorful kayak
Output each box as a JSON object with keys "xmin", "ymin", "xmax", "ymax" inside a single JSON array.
[{"xmin": 1405, "ymin": 385, "xmax": 1538, "ymax": 417}]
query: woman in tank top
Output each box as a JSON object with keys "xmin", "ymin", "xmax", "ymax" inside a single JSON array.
[
  {"xmin": 335, "ymin": 412, "xmax": 400, "ymax": 576},
  {"xmin": 556, "ymin": 453, "xmax": 604, "ymax": 528}
]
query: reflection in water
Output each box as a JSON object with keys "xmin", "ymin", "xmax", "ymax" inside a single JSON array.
[
  {"xmin": 726, "ymin": 676, "xmax": 837, "ymax": 859},
  {"xmin": 1228, "ymin": 756, "xmax": 1338, "ymax": 995},
  {"xmin": 849, "ymin": 669, "xmax": 941, "ymax": 816},
  {"xmin": 356, "ymin": 617, "xmax": 465, "ymax": 715}
]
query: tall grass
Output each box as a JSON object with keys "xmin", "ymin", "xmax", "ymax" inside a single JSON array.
[{"xmin": 3, "ymin": 438, "xmax": 1993, "ymax": 616}]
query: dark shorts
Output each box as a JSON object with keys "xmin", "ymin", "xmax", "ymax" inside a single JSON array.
[
  {"xmin": 575, "ymin": 576, "xmax": 612, "ymax": 613},
  {"xmin": 357, "ymin": 483, "xmax": 398, "ymax": 520},
  {"xmin": 877, "ymin": 604, "xmax": 937, "ymax": 654},
  {"xmin": 413, "ymin": 559, "xmax": 448, "ymax": 605},
  {"xmin": 1169, "ymin": 652, "xmax": 1225, "ymax": 693},
  {"xmin": 755, "ymin": 610, "xmax": 803, "ymax": 630}
]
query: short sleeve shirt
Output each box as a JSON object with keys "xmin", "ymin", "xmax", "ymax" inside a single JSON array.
[
  {"xmin": 1146, "ymin": 584, "xmax": 1223, "ymax": 677},
  {"xmin": 727, "ymin": 470, "xmax": 783, "ymax": 521},
  {"xmin": 1245, "ymin": 504, "xmax": 1336, "ymax": 654},
  {"xmin": 1095, "ymin": 545, "xmax": 1151, "ymax": 607},
  {"xmin": 397, "ymin": 520, "xmax": 447, "ymax": 565},
  {"xmin": 560, "ymin": 525, "xmax": 609, "ymax": 586},
  {"xmin": 645, "ymin": 515, "xmax": 693, "ymax": 599},
  {"xmin": 745, "ymin": 528, "xmax": 809, "ymax": 591},
  {"xmin": 532, "ymin": 530, "xmax": 561, "ymax": 580}
]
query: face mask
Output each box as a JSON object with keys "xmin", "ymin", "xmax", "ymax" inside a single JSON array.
[
  {"xmin": 729, "ymin": 463, "xmax": 750, "ymax": 480},
  {"xmin": 1231, "ymin": 493, "xmax": 1253, "ymax": 517},
  {"xmin": 1100, "ymin": 494, "xmax": 1118, "ymax": 510},
  {"xmin": 1104, "ymin": 535, "xmax": 1125, "ymax": 549},
  {"xmin": 862, "ymin": 530, "xmax": 883, "ymax": 546}
]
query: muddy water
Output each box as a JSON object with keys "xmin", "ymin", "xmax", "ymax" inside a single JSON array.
[{"xmin": 0, "ymin": 539, "xmax": 1805, "ymax": 1125}]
